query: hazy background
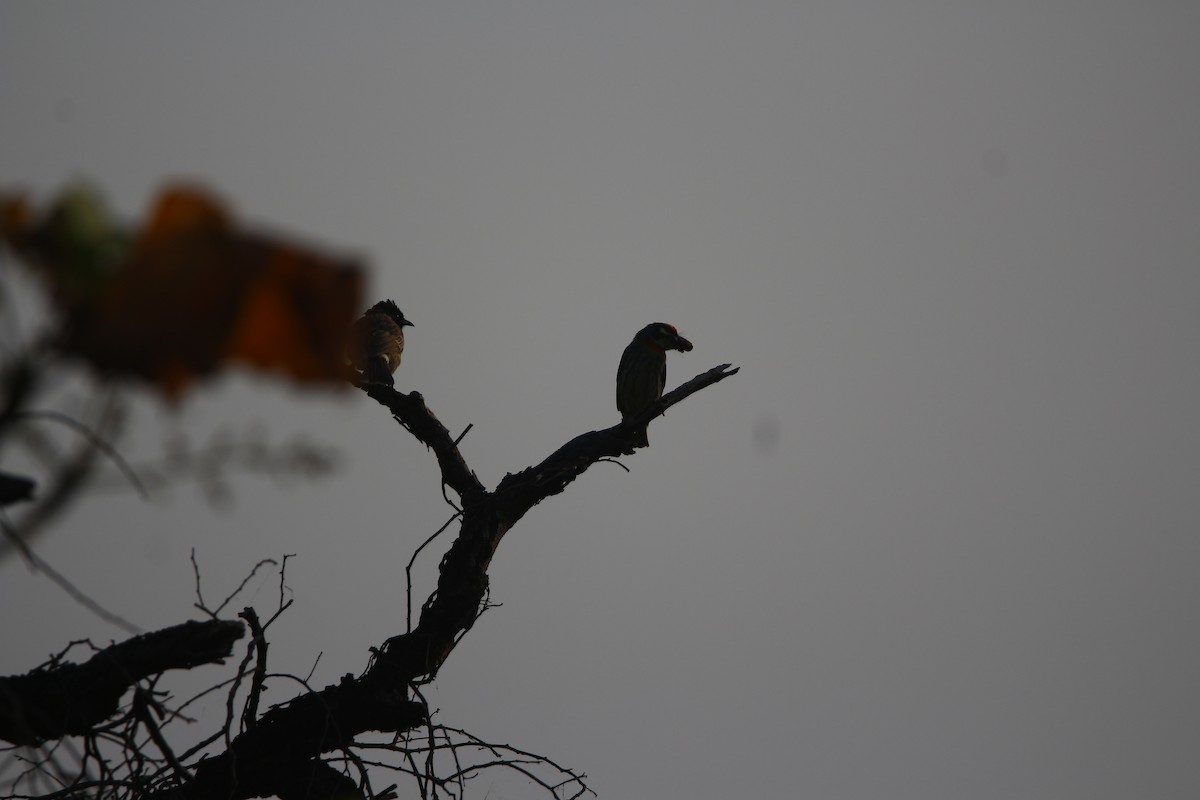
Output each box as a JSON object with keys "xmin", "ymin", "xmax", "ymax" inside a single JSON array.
[{"xmin": 3, "ymin": 3, "xmax": 1199, "ymax": 798}]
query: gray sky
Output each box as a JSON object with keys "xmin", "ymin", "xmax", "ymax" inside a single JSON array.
[{"xmin": 3, "ymin": 3, "xmax": 1199, "ymax": 798}]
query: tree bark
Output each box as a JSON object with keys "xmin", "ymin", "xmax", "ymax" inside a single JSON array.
[{"xmin": 0, "ymin": 619, "xmax": 244, "ymax": 747}]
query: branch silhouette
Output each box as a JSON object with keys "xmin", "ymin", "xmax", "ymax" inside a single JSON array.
[
  {"xmin": 368, "ymin": 362, "xmax": 738, "ymax": 683},
  {"xmin": 135, "ymin": 363, "xmax": 739, "ymax": 800},
  {"xmin": 0, "ymin": 619, "xmax": 244, "ymax": 747},
  {"xmin": 0, "ymin": 365, "xmax": 737, "ymax": 799}
]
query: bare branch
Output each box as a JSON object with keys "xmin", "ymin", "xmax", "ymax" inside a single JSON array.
[
  {"xmin": 131, "ymin": 687, "xmax": 190, "ymax": 785},
  {"xmin": 494, "ymin": 363, "xmax": 740, "ymax": 523},
  {"xmin": 13, "ymin": 410, "xmax": 147, "ymax": 500},
  {"xmin": 407, "ymin": 511, "xmax": 464, "ymax": 633},
  {"xmin": 0, "ymin": 514, "xmax": 140, "ymax": 634},
  {"xmin": 368, "ymin": 363, "xmax": 737, "ymax": 686},
  {"xmin": 212, "ymin": 557, "xmax": 280, "ymax": 618},
  {"xmin": 238, "ymin": 608, "xmax": 268, "ymax": 733},
  {"xmin": 0, "ymin": 394, "xmax": 127, "ymax": 562},
  {"xmin": 121, "ymin": 362, "xmax": 736, "ymax": 800},
  {"xmin": 0, "ymin": 619, "xmax": 245, "ymax": 747},
  {"xmin": 357, "ymin": 386, "xmax": 485, "ymax": 505}
]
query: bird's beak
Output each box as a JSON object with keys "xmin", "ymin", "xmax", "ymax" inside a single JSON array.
[{"xmin": 674, "ymin": 334, "xmax": 693, "ymax": 352}]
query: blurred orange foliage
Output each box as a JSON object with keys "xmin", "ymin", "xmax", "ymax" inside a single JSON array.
[{"xmin": 1, "ymin": 183, "xmax": 363, "ymax": 400}]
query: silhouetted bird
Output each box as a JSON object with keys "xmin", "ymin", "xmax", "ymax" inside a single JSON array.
[
  {"xmin": 351, "ymin": 300, "xmax": 413, "ymax": 386},
  {"xmin": 616, "ymin": 322, "xmax": 693, "ymax": 447}
]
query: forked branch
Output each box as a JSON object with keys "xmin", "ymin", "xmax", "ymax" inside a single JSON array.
[{"xmin": 132, "ymin": 362, "xmax": 737, "ymax": 800}]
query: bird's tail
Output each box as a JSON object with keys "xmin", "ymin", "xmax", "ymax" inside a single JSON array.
[
  {"xmin": 361, "ymin": 356, "xmax": 395, "ymax": 386},
  {"xmin": 632, "ymin": 425, "xmax": 649, "ymax": 448}
]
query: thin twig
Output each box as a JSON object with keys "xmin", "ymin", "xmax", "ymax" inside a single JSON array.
[
  {"xmin": 15, "ymin": 409, "xmax": 148, "ymax": 499},
  {"xmin": 213, "ymin": 558, "xmax": 279, "ymax": 617},
  {"xmin": 238, "ymin": 607, "xmax": 268, "ymax": 732},
  {"xmin": 190, "ymin": 548, "xmax": 211, "ymax": 617},
  {"xmin": 263, "ymin": 553, "xmax": 295, "ymax": 627},
  {"xmin": 0, "ymin": 513, "xmax": 140, "ymax": 634},
  {"xmin": 451, "ymin": 424, "xmax": 472, "ymax": 448},
  {"xmin": 132, "ymin": 687, "xmax": 191, "ymax": 785},
  {"xmin": 406, "ymin": 511, "xmax": 463, "ymax": 633}
]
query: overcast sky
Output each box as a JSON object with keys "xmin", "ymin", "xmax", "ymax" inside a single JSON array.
[{"xmin": 3, "ymin": 3, "xmax": 1199, "ymax": 799}]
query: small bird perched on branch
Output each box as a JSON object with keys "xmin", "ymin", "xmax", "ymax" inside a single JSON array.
[
  {"xmin": 616, "ymin": 322, "xmax": 693, "ymax": 447},
  {"xmin": 350, "ymin": 300, "xmax": 413, "ymax": 386}
]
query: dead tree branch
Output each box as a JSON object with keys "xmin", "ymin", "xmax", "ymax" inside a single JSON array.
[
  {"xmin": 0, "ymin": 620, "xmax": 244, "ymax": 747},
  {"xmin": 133, "ymin": 362, "xmax": 737, "ymax": 800}
]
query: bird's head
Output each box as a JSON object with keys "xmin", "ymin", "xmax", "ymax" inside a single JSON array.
[
  {"xmin": 638, "ymin": 322, "xmax": 693, "ymax": 353},
  {"xmin": 367, "ymin": 299, "xmax": 414, "ymax": 328}
]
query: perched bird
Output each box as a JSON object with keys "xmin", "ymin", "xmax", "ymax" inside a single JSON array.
[
  {"xmin": 350, "ymin": 300, "xmax": 413, "ymax": 386},
  {"xmin": 616, "ymin": 322, "xmax": 693, "ymax": 447}
]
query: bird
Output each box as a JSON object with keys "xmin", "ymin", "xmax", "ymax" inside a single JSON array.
[
  {"xmin": 350, "ymin": 299, "xmax": 413, "ymax": 386},
  {"xmin": 616, "ymin": 322, "xmax": 693, "ymax": 447}
]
